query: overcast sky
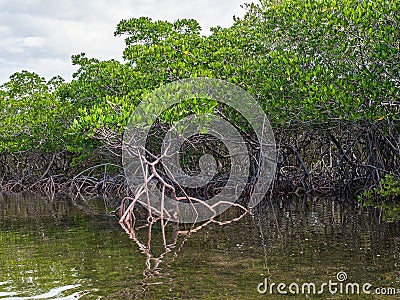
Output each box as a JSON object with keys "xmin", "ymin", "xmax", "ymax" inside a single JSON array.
[{"xmin": 0, "ymin": 0, "xmax": 247, "ymax": 84}]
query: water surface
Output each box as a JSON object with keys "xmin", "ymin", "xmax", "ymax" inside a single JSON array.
[{"xmin": 0, "ymin": 194, "xmax": 399, "ymax": 299}]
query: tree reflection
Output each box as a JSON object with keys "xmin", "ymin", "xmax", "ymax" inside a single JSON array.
[{"xmin": 118, "ymin": 203, "xmax": 247, "ymax": 288}]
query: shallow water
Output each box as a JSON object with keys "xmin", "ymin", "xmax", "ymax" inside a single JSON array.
[{"xmin": 0, "ymin": 194, "xmax": 399, "ymax": 299}]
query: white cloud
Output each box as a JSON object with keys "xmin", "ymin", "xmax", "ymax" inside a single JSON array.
[
  {"xmin": 0, "ymin": 57, "xmax": 78, "ymax": 83},
  {"xmin": 0, "ymin": 0, "xmax": 248, "ymax": 84},
  {"xmin": 0, "ymin": 25, "xmax": 10, "ymax": 34},
  {"xmin": 23, "ymin": 36, "xmax": 46, "ymax": 48},
  {"xmin": 5, "ymin": 46, "xmax": 24, "ymax": 54}
]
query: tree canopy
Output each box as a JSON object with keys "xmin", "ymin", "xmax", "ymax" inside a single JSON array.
[{"xmin": 0, "ymin": 0, "xmax": 398, "ymax": 195}]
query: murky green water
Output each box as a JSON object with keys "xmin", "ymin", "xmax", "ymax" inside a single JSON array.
[{"xmin": 0, "ymin": 194, "xmax": 399, "ymax": 299}]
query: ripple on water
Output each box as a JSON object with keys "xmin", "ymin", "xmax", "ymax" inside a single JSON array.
[{"xmin": 0, "ymin": 284, "xmax": 86, "ymax": 299}]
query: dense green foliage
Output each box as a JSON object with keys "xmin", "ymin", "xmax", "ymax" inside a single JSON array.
[
  {"xmin": 67, "ymin": 0, "xmax": 399, "ymax": 139},
  {"xmin": 0, "ymin": 71, "xmax": 71, "ymax": 153},
  {"xmin": 361, "ymin": 174, "xmax": 400, "ymax": 200},
  {"xmin": 0, "ymin": 0, "xmax": 398, "ymax": 197},
  {"xmin": 359, "ymin": 174, "xmax": 400, "ymax": 221}
]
